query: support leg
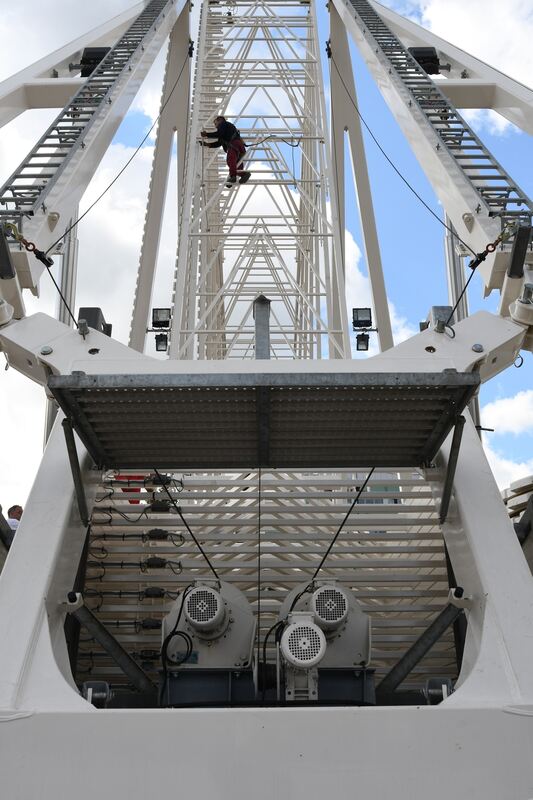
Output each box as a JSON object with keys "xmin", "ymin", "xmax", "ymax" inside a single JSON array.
[
  {"xmin": 129, "ymin": 6, "xmax": 190, "ymax": 352},
  {"xmin": 330, "ymin": 5, "xmax": 393, "ymax": 352}
]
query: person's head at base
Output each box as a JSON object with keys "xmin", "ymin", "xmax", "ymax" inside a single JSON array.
[
  {"xmin": 8, "ymin": 505, "xmax": 23, "ymax": 521},
  {"xmin": 214, "ymin": 115, "xmax": 226, "ymax": 127}
]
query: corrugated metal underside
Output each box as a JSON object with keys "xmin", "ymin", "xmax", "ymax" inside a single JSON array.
[
  {"xmin": 49, "ymin": 371, "xmax": 478, "ymax": 470},
  {"xmin": 77, "ymin": 468, "xmax": 456, "ymax": 692}
]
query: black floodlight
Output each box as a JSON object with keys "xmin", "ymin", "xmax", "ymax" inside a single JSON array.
[
  {"xmin": 408, "ymin": 47, "xmax": 441, "ymax": 75},
  {"xmin": 356, "ymin": 332, "xmax": 370, "ymax": 352},
  {"xmin": 352, "ymin": 307, "xmax": 372, "ymax": 329},
  {"xmin": 78, "ymin": 307, "xmax": 112, "ymax": 337},
  {"xmin": 155, "ymin": 333, "xmax": 168, "ymax": 352},
  {"xmin": 0, "ymin": 226, "xmax": 16, "ymax": 279},
  {"xmin": 79, "ymin": 47, "xmax": 111, "ymax": 77},
  {"xmin": 507, "ymin": 225, "xmax": 532, "ymax": 279},
  {"xmin": 152, "ymin": 308, "xmax": 171, "ymax": 329}
]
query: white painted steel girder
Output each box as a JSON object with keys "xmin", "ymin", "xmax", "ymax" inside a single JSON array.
[{"xmin": 0, "ymin": 309, "xmax": 525, "ymax": 384}]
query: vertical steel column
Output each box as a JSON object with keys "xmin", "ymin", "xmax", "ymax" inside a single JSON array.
[
  {"xmin": 310, "ymin": 0, "xmax": 351, "ymax": 360},
  {"xmin": 444, "ymin": 213, "xmax": 469, "ymax": 322},
  {"xmin": 439, "ymin": 415, "xmax": 466, "ymax": 525},
  {"xmin": 254, "ymin": 294, "xmax": 271, "ymax": 360},
  {"xmin": 329, "ymin": 4, "xmax": 393, "ymax": 352},
  {"xmin": 443, "ymin": 214, "xmax": 480, "ymax": 428},
  {"xmin": 62, "ymin": 418, "xmax": 89, "ymax": 527},
  {"xmin": 44, "ymin": 213, "xmax": 79, "ymax": 443},
  {"xmin": 130, "ymin": 5, "xmax": 191, "ymax": 353}
]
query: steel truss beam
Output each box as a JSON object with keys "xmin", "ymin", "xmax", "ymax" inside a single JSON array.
[{"xmin": 170, "ymin": 0, "xmax": 350, "ymax": 360}]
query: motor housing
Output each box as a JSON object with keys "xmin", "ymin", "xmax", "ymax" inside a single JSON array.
[
  {"xmin": 277, "ymin": 582, "xmax": 375, "ymax": 704},
  {"xmin": 160, "ymin": 580, "xmax": 256, "ymax": 706}
]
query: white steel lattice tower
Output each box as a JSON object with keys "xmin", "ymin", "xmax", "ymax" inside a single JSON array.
[{"xmin": 170, "ymin": 0, "xmax": 350, "ymax": 360}]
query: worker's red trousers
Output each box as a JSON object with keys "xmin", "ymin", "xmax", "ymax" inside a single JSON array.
[{"xmin": 226, "ymin": 138, "xmax": 246, "ymax": 177}]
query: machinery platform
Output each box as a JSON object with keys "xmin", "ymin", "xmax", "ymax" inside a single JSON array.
[{"xmin": 48, "ymin": 370, "xmax": 479, "ymax": 470}]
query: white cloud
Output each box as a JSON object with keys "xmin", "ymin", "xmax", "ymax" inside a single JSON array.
[
  {"xmin": 130, "ymin": 49, "xmax": 167, "ymax": 128},
  {"xmin": 482, "ymin": 440, "xmax": 533, "ymax": 491},
  {"xmin": 416, "ymin": 0, "xmax": 533, "ymax": 89},
  {"xmin": 461, "ymin": 109, "xmax": 517, "ymax": 138},
  {"xmin": 0, "ymin": 110, "xmax": 58, "ymax": 185},
  {"xmin": 0, "ymin": 370, "xmax": 49, "ymax": 512},
  {"xmin": 379, "ymin": 0, "xmax": 533, "ymax": 137},
  {"xmin": 390, "ymin": 304, "xmax": 418, "ymax": 343},
  {"xmin": 476, "ymin": 389, "xmax": 533, "ymax": 489},
  {"xmin": 0, "ymin": 2, "xmax": 136, "ymax": 81},
  {"xmin": 344, "ymin": 228, "xmax": 418, "ymax": 355},
  {"xmin": 482, "ymin": 390, "xmax": 533, "ymax": 437},
  {"xmin": 75, "ymin": 141, "xmax": 178, "ymax": 346}
]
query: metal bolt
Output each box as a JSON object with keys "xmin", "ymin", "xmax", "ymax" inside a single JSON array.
[
  {"xmin": 40, "ymin": 346, "xmax": 53, "ymax": 356},
  {"xmin": 462, "ymin": 213, "xmax": 474, "ymax": 232},
  {"xmin": 471, "ymin": 343, "xmax": 484, "ymax": 353}
]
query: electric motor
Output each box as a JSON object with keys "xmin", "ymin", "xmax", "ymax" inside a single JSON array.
[
  {"xmin": 312, "ymin": 585, "xmax": 349, "ymax": 631},
  {"xmin": 184, "ymin": 585, "xmax": 225, "ymax": 632},
  {"xmin": 279, "ymin": 581, "xmax": 372, "ymax": 667},
  {"xmin": 280, "ymin": 616, "xmax": 326, "ymax": 669}
]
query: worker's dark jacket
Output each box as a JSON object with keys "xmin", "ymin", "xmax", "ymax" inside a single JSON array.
[{"xmin": 204, "ymin": 121, "xmax": 244, "ymax": 151}]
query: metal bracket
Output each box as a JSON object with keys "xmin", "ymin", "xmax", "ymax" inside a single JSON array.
[
  {"xmin": 0, "ymin": 506, "xmax": 14, "ymax": 551},
  {"xmin": 376, "ymin": 588, "xmax": 466, "ymax": 696},
  {"xmin": 439, "ymin": 414, "xmax": 466, "ymax": 524},
  {"xmin": 65, "ymin": 593, "xmax": 155, "ymax": 694},
  {"xmin": 515, "ymin": 495, "xmax": 533, "ymax": 544},
  {"xmin": 448, "ymin": 586, "xmax": 472, "ymax": 610}
]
